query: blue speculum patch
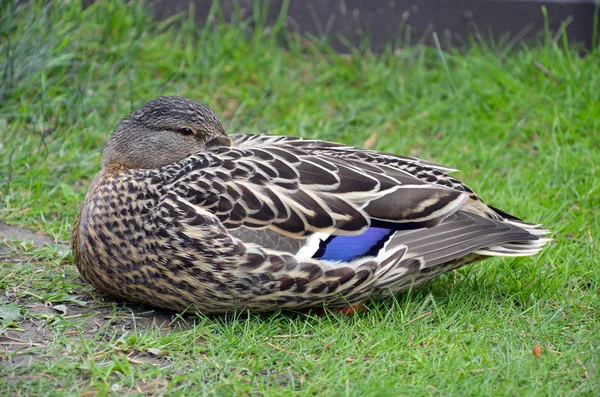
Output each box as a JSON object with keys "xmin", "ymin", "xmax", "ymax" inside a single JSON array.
[{"xmin": 317, "ymin": 227, "xmax": 394, "ymax": 262}]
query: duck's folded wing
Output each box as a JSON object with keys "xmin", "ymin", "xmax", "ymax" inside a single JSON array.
[
  {"xmin": 232, "ymin": 133, "xmax": 480, "ymax": 199},
  {"xmin": 163, "ymin": 142, "xmax": 468, "ymax": 238}
]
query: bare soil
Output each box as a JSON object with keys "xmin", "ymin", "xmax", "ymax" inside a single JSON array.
[
  {"xmin": 1, "ymin": 221, "xmax": 190, "ymax": 372},
  {"xmin": 0, "ymin": 220, "xmax": 58, "ymax": 254}
]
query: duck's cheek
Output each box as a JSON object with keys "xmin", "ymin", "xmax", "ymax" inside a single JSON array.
[{"xmin": 145, "ymin": 136, "xmax": 194, "ymax": 168}]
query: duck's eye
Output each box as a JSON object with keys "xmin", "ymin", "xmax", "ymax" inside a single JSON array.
[{"xmin": 178, "ymin": 127, "xmax": 194, "ymax": 136}]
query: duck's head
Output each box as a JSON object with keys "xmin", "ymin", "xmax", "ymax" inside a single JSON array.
[{"xmin": 102, "ymin": 96, "xmax": 230, "ymax": 170}]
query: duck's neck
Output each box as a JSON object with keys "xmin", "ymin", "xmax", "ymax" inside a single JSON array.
[{"xmin": 101, "ymin": 162, "xmax": 133, "ymax": 174}]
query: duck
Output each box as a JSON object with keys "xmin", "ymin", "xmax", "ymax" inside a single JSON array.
[{"xmin": 71, "ymin": 96, "xmax": 550, "ymax": 314}]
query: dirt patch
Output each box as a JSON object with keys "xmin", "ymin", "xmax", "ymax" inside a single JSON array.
[
  {"xmin": 0, "ymin": 220, "xmax": 195, "ymax": 374},
  {"xmin": 1, "ymin": 297, "xmax": 188, "ymax": 369},
  {"xmin": 0, "ymin": 220, "xmax": 58, "ymax": 253}
]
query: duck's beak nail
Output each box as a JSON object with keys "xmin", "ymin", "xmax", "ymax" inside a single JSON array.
[{"xmin": 206, "ymin": 136, "xmax": 233, "ymax": 147}]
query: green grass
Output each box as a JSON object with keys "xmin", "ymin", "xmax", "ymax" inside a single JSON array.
[{"xmin": 1, "ymin": 0, "xmax": 599, "ymax": 395}]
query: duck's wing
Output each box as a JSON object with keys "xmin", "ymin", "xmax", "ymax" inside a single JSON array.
[
  {"xmin": 231, "ymin": 133, "xmax": 480, "ymax": 199},
  {"xmin": 227, "ymin": 134, "xmax": 548, "ymax": 255},
  {"xmin": 162, "ymin": 136, "xmax": 470, "ymax": 239},
  {"xmin": 231, "ymin": 134, "xmax": 545, "ymax": 226}
]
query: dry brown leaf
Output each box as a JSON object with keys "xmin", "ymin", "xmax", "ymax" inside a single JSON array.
[
  {"xmin": 363, "ymin": 133, "xmax": 377, "ymax": 149},
  {"xmin": 533, "ymin": 344, "xmax": 542, "ymax": 358}
]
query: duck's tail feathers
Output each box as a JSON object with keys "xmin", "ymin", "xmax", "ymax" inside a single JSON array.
[
  {"xmin": 371, "ymin": 210, "xmax": 551, "ymax": 293},
  {"xmin": 472, "ymin": 218, "xmax": 551, "ymax": 257},
  {"xmin": 383, "ymin": 211, "xmax": 550, "ymax": 270}
]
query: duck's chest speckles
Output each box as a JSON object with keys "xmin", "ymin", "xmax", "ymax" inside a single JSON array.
[{"xmin": 79, "ymin": 170, "xmax": 159, "ymax": 262}]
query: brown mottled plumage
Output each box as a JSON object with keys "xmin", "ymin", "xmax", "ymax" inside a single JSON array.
[{"xmin": 72, "ymin": 96, "xmax": 550, "ymax": 314}]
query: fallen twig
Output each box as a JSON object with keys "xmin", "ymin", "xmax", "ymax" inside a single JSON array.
[
  {"xmin": 406, "ymin": 311, "xmax": 433, "ymax": 325},
  {"xmin": 266, "ymin": 342, "xmax": 297, "ymax": 356}
]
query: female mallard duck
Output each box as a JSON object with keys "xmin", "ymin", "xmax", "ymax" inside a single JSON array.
[{"xmin": 72, "ymin": 96, "xmax": 549, "ymax": 314}]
